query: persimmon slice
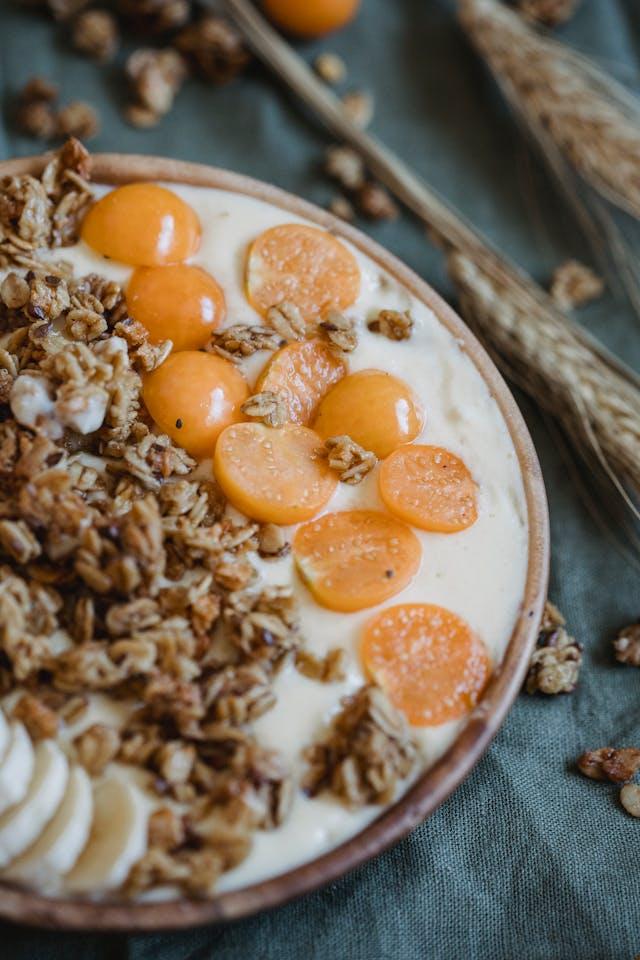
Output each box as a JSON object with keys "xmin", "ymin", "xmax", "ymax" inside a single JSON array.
[
  {"xmin": 246, "ymin": 223, "xmax": 360, "ymax": 320},
  {"xmin": 361, "ymin": 604, "xmax": 491, "ymax": 726},
  {"xmin": 255, "ymin": 339, "xmax": 347, "ymax": 425},
  {"xmin": 379, "ymin": 445, "xmax": 478, "ymax": 533},
  {"xmin": 313, "ymin": 369, "xmax": 424, "ymax": 459},
  {"xmin": 292, "ymin": 510, "xmax": 421, "ymax": 613},
  {"xmin": 213, "ymin": 422, "xmax": 337, "ymax": 524}
]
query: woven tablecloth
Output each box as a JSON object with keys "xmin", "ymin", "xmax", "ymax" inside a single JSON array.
[{"xmin": 2, "ymin": 1, "xmax": 640, "ymax": 956}]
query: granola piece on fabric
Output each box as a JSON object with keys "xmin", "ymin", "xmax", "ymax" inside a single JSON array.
[
  {"xmin": 174, "ymin": 14, "xmax": 251, "ymax": 84},
  {"xmin": 613, "ymin": 622, "xmax": 640, "ymax": 666},
  {"xmin": 577, "ymin": 747, "xmax": 640, "ymax": 784},
  {"xmin": 550, "ymin": 259, "xmax": 604, "ymax": 310},
  {"xmin": 303, "ymin": 684, "xmax": 416, "ymax": 807},
  {"xmin": 525, "ymin": 601, "xmax": 582, "ymax": 694}
]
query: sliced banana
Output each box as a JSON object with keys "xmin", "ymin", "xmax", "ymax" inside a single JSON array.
[
  {"xmin": 65, "ymin": 775, "xmax": 149, "ymax": 894},
  {"xmin": 0, "ymin": 722, "xmax": 35, "ymax": 816},
  {"xmin": 0, "ymin": 739, "xmax": 68, "ymax": 868},
  {"xmin": 4, "ymin": 766, "xmax": 93, "ymax": 893},
  {"xmin": 0, "ymin": 709, "xmax": 10, "ymax": 764}
]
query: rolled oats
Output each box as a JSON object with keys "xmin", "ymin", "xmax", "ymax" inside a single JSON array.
[
  {"xmin": 241, "ymin": 390, "xmax": 287, "ymax": 428},
  {"xmin": 207, "ymin": 324, "xmax": 284, "ymax": 362},
  {"xmin": 266, "ymin": 301, "xmax": 309, "ymax": 341},
  {"xmin": 257, "ymin": 523, "xmax": 290, "ymax": 560},
  {"xmin": 322, "ymin": 434, "xmax": 377, "ymax": 484},
  {"xmin": 12, "ymin": 692, "xmax": 59, "ymax": 739},
  {"xmin": 367, "ymin": 308, "xmax": 413, "ymax": 341},
  {"xmin": 295, "ymin": 647, "xmax": 347, "ymax": 683},
  {"xmin": 319, "ymin": 309, "xmax": 357, "ymax": 352},
  {"xmin": 550, "ymin": 259, "xmax": 604, "ymax": 310}
]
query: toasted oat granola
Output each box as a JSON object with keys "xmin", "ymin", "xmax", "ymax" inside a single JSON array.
[
  {"xmin": 613, "ymin": 621, "xmax": 640, "ymax": 666},
  {"xmin": 524, "ymin": 600, "xmax": 582, "ymax": 694},
  {"xmin": 303, "ymin": 684, "xmax": 417, "ymax": 807},
  {"xmin": 321, "ymin": 434, "xmax": 377, "ymax": 485},
  {"xmin": 368, "ymin": 308, "xmax": 414, "ymax": 341},
  {"xmin": 577, "ymin": 747, "xmax": 640, "ymax": 784}
]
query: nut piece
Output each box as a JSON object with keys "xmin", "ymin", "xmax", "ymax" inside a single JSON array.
[
  {"xmin": 174, "ymin": 14, "xmax": 250, "ymax": 84},
  {"xmin": 613, "ymin": 622, "xmax": 640, "ymax": 666},
  {"xmin": 367, "ymin": 309, "xmax": 413, "ymax": 341},
  {"xmin": 296, "ymin": 647, "xmax": 347, "ymax": 683},
  {"xmin": 518, "ymin": 0, "xmax": 580, "ymax": 27},
  {"xmin": 577, "ymin": 747, "xmax": 640, "ymax": 783},
  {"xmin": 57, "ymin": 102, "xmax": 100, "ymax": 141},
  {"xmin": 329, "ymin": 194, "xmax": 355, "ymax": 222},
  {"xmin": 257, "ymin": 523, "xmax": 290, "ymax": 560},
  {"xmin": 125, "ymin": 48, "xmax": 187, "ymax": 125},
  {"xmin": 265, "ymin": 301, "xmax": 309, "ymax": 341},
  {"xmin": 71, "ymin": 9, "xmax": 119, "ymax": 62},
  {"xmin": 241, "ymin": 391, "xmax": 287, "ymax": 428},
  {"xmin": 74, "ymin": 723, "xmax": 121, "ymax": 775},
  {"xmin": 525, "ymin": 601, "xmax": 582, "ymax": 694},
  {"xmin": 620, "ymin": 783, "xmax": 640, "ymax": 818},
  {"xmin": 314, "ymin": 52, "xmax": 346, "ymax": 85},
  {"xmin": 550, "ymin": 259, "xmax": 604, "ymax": 311},
  {"xmin": 325, "ymin": 145, "xmax": 365, "ymax": 192},
  {"xmin": 12, "ymin": 693, "xmax": 59, "ymax": 740},
  {"xmin": 319, "ymin": 309, "xmax": 357, "ymax": 352},
  {"xmin": 322, "ymin": 435, "xmax": 377, "ymax": 485},
  {"xmin": 341, "ymin": 90, "xmax": 374, "ymax": 129},
  {"xmin": 357, "ymin": 182, "xmax": 399, "ymax": 221}
]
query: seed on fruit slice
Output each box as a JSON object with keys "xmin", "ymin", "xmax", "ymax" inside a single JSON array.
[
  {"xmin": 255, "ymin": 338, "xmax": 347, "ymax": 425},
  {"xmin": 379, "ymin": 444, "xmax": 478, "ymax": 533},
  {"xmin": 142, "ymin": 350, "xmax": 249, "ymax": 457},
  {"xmin": 82, "ymin": 183, "xmax": 201, "ymax": 266},
  {"xmin": 214, "ymin": 421, "xmax": 337, "ymax": 524},
  {"xmin": 292, "ymin": 510, "xmax": 421, "ymax": 612},
  {"xmin": 314, "ymin": 369, "xmax": 424, "ymax": 458},
  {"xmin": 246, "ymin": 223, "xmax": 360, "ymax": 320},
  {"xmin": 361, "ymin": 603, "xmax": 491, "ymax": 726}
]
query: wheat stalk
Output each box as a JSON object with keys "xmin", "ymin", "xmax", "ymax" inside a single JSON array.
[
  {"xmin": 447, "ymin": 250, "xmax": 640, "ymax": 502},
  {"xmin": 458, "ymin": 0, "xmax": 640, "ymax": 220}
]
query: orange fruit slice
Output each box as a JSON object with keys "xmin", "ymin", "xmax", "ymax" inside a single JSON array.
[
  {"xmin": 82, "ymin": 183, "xmax": 201, "ymax": 266},
  {"xmin": 361, "ymin": 604, "xmax": 491, "ymax": 726},
  {"xmin": 213, "ymin": 422, "xmax": 337, "ymax": 524},
  {"xmin": 142, "ymin": 351, "xmax": 248, "ymax": 458},
  {"xmin": 313, "ymin": 369, "xmax": 424, "ymax": 459},
  {"xmin": 379, "ymin": 445, "xmax": 478, "ymax": 533},
  {"xmin": 126, "ymin": 264, "xmax": 226, "ymax": 352},
  {"xmin": 292, "ymin": 510, "xmax": 421, "ymax": 613},
  {"xmin": 255, "ymin": 338, "xmax": 348, "ymax": 425},
  {"xmin": 263, "ymin": 0, "xmax": 360, "ymax": 37},
  {"xmin": 245, "ymin": 223, "xmax": 360, "ymax": 320}
]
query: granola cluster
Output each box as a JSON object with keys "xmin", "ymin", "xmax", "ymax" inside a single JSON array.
[
  {"xmin": 524, "ymin": 600, "xmax": 582, "ymax": 695},
  {"xmin": 0, "ymin": 142, "xmax": 417, "ymax": 899}
]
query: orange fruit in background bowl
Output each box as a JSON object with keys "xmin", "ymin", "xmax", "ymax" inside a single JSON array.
[{"xmin": 262, "ymin": 0, "xmax": 360, "ymax": 37}]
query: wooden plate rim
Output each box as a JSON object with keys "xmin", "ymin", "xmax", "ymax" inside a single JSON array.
[{"xmin": 0, "ymin": 153, "xmax": 549, "ymax": 931}]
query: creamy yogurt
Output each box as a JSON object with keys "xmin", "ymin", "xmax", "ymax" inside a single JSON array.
[{"xmin": 2, "ymin": 182, "xmax": 529, "ymax": 895}]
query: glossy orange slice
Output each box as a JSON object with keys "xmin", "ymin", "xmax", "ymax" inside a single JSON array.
[{"xmin": 255, "ymin": 338, "xmax": 347, "ymax": 425}]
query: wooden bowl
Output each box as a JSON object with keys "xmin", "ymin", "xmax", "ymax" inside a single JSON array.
[{"xmin": 0, "ymin": 153, "xmax": 549, "ymax": 931}]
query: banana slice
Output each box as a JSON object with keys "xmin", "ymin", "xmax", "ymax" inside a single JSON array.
[
  {"xmin": 4, "ymin": 766, "xmax": 93, "ymax": 893},
  {"xmin": 0, "ymin": 709, "xmax": 10, "ymax": 763},
  {"xmin": 65, "ymin": 775, "xmax": 149, "ymax": 894},
  {"xmin": 0, "ymin": 722, "xmax": 35, "ymax": 816},
  {"xmin": 0, "ymin": 739, "xmax": 68, "ymax": 868}
]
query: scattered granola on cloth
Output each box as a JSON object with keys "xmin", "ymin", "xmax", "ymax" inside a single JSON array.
[{"xmin": 524, "ymin": 600, "xmax": 582, "ymax": 694}]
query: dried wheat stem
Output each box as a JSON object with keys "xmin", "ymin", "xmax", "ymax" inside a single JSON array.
[
  {"xmin": 458, "ymin": 0, "xmax": 640, "ymax": 220},
  {"xmin": 447, "ymin": 250, "xmax": 640, "ymax": 488}
]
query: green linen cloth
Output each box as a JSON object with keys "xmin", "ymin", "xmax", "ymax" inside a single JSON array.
[{"xmin": 1, "ymin": 1, "xmax": 640, "ymax": 956}]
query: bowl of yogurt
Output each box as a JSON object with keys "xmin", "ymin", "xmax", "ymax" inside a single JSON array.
[{"xmin": 0, "ymin": 147, "xmax": 548, "ymax": 930}]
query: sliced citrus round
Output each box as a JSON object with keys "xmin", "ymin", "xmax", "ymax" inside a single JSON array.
[
  {"xmin": 126, "ymin": 264, "xmax": 226, "ymax": 351},
  {"xmin": 361, "ymin": 603, "xmax": 491, "ymax": 726},
  {"xmin": 313, "ymin": 369, "xmax": 424, "ymax": 458},
  {"xmin": 292, "ymin": 510, "xmax": 421, "ymax": 613},
  {"xmin": 142, "ymin": 351, "xmax": 248, "ymax": 457},
  {"xmin": 255, "ymin": 338, "xmax": 347, "ymax": 425},
  {"xmin": 213, "ymin": 422, "xmax": 337, "ymax": 524},
  {"xmin": 246, "ymin": 223, "xmax": 360, "ymax": 320},
  {"xmin": 379, "ymin": 444, "xmax": 478, "ymax": 533},
  {"xmin": 82, "ymin": 183, "xmax": 201, "ymax": 266}
]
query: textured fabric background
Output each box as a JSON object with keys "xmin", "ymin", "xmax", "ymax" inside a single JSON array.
[{"xmin": 1, "ymin": 1, "xmax": 640, "ymax": 957}]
